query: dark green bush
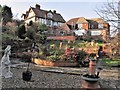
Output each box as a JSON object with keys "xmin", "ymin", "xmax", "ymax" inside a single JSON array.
[{"xmin": 17, "ymin": 24, "xmax": 26, "ymax": 39}]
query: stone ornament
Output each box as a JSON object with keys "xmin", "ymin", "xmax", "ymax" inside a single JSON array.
[{"xmin": 0, "ymin": 45, "xmax": 13, "ymax": 78}]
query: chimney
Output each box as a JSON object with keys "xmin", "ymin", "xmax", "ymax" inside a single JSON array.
[
  {"xmin": 35, "ymin": 4, "xmax": 40, "ymax": 10},
  {"xmin": 53, "ymin": 10, "xmax": 56, "ymax": 14}
]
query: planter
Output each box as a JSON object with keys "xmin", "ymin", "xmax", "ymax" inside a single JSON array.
[
  {"xmin": 82, "ymin": 74, "xmax": 100, "ymax": 82},
  {"xmin": 22, "ymin": 71, "xmax": 32, "ymax": 81},
  {"xmin": 22, "ymin": 62, "xmax": 32, "ymax": 81},
  {"xmin": 81, "ymin": 74, "xmax": 100, "ymax": 89},
  {"xmin": 32, "ymin": 58, "xmax": 78, "ymax": 67}
]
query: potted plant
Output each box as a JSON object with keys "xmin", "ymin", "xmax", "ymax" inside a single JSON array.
[
  {"xmin": 22, "ymin": 62, "xmax": 32, "ymax": 81},
  {"xmin": 22, "ymin": 43, "xmax": 35, "ymax": 81}
]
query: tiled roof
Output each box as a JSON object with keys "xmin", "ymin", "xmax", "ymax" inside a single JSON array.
[
  {"xmin": 90, "ymin": 18, "xmax": 108, "ymax": 23},
  {"xmin": 76, "ymin": 17, "xmax": 88, "ymax": 24},
  {"xmin": 24, "ymin": 6, "xmax": 65, "ymax": 23},
  {"xmin": 66, "ymin": 17, "xmax": 108, "ymax": 25},
  {"xmin": 86, "ymin": 19, "xmax": 98, "ymax": 25},
  {"xmin": 66, "ymin": 18, "xmax": 79, "ymax": 25},
  {"xmin": 53, "ymin": 13, "xmax": 65, "ymax": 22},
  {"xmin": 61, "ymin": 23, "xmax": 71, "ymax": 31},
  {"xmin": 31, "ymin": 7, "xmax": 47, "ymax": 18}
]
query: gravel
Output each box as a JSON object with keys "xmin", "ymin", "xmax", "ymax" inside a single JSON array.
[
  {"xmin": 2, "ymin": 68, "xmax": 82, "ymax": 88},
  {"xmin": 1, "ymin": 59, "xmax": 120, "ymax": 89}
]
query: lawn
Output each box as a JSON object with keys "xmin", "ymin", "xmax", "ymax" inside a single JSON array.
[{"xmin": 101, "ymin": 58, "xmax": 120, "ymax": 67}]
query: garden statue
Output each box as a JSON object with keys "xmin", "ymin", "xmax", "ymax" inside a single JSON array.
[{"xmin": 0, "ymin": 45, "xmax": 13, "ymax": 78}]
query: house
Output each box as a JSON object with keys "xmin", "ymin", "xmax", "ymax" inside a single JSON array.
[
  {"xmin": 62, "ymin": 17, "xmax": 110, "ymax": 40},
  {"xmin": 21, "ymin": 4, "xmax": 65, "ymax": 28}
]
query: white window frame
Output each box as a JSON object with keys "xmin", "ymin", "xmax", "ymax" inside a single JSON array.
[
  {"xmin": 78, "ymin": 24, "xmax": 82, "ymax": 30},
  {"xmin": 98, "ymin": 23, "xmax": 103, "ymax": 29}
]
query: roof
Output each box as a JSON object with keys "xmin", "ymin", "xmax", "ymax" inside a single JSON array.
[
  {"xmin": 66, "ymin": 18, "xmax": 79, "ymax": 25},
  {"xmin": 61, "ymin": 23, "xmax": 71, "ymax": 31},
  {"xmin": 22, "ymin": 5, "xmax": 65, "ymax": 23},
  {"xmin": 90, "ymin": 18, "xmax": 108, "ymax": 24},
  {"xmin": 66, "ymin": 17, "xmax": 108, "ymax": 25},
  {"xmin": 76, "ymin": 17, "xmax": 88, "ymax": 24}
]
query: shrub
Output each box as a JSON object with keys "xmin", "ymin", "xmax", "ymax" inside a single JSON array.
[
  {"xmin": 37, "ymin": 23, "xmax": 48, "ymax": 33},
  {"xmin": 26, "ymin": 27, "xmax": 35, "ymax": 40},
  {"xmin": 17, "ymin": 24, "xmax": 26, "ymax": 39},
  {"xmin": 28, "ymin": 20, "xmax": 33, "ymax": 26}
]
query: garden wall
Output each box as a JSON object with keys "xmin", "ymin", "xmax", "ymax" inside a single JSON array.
[
  {"xmin": 32, "ymin": 58, "xmax": 78, "ymax": 67},
  {"xmin": 47, "ymin": 36, "xmax": 76, "ymax": 41}
]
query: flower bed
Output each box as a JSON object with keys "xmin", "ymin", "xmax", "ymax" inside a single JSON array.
[{"xmin": 32, "ymin": 58, "xmax": 78, "ymax": 67}]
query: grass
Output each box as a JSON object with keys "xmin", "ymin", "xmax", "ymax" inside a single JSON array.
[
  {"xmin": 101, "ymin": 58, "xmax": 120, "ymax": 67},
  {"xmin": 97, "ymin": 43, "xmax": 104, "ymax": 46}
]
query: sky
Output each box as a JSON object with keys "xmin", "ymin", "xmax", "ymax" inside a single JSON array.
[{"xmin": 0, "ymin": 0, "xmax": 115, "ymax": 21}]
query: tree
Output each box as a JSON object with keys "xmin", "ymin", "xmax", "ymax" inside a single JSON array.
[
  {"xmin": 0, "ymin": 5, "xmax": 2, "ymax": 11},
  {"xmin": 13, "ymin": 19, "xmax": 24, "ymax": 26},
  {"xmin": 95, "ymin": 1, "xmax": 120, "ymax": 57},
  {"xmin": 28, "ymin": 20, "xmax": 33, "ymax": 26},
  {"xmin": 1, "ymin": 5, "xmax": 13, "ymax": 24},
  {"xmin": 38, "ymin": 23, "xmax": 48, "ymax": 33},
  {"xmin": 95, "ymin": 1, "xmax": 120, "ymax": 35},
  {"xmin": 26, "ymin": 27, "xmax": 35, "ymax": 40},
  {"xmin": 17, "ymin": 24, "xmax": 26, "ymax": 39},
  {"xmin": 37, "ymin": 23, "xmax": 48, "ymax": 44}
]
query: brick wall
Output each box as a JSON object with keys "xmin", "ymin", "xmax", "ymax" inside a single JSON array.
[
  {"xmin": 82, "ymin": 23, "xmax": 89, "ymax": 30},
  {"xmin": 47, "ymin": 36, "xmax": 76, "ymax": 41}
]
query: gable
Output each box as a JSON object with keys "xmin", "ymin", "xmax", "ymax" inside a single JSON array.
[
  {"xmin": 27, "ymin": 8, "xmax": 36, "ymax": 19},
  {"xmin": 23, "ymin": 4, "xmax": 65, "ymax": 23}
]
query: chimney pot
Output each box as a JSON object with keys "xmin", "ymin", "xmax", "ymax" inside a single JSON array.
[
  {"xmin": 53, "ymin": 10, "xmax": 56, "ymax": 13},
  {"xmin": 36, "ymin": 4, "xmax": 40, "ymax": 10}
]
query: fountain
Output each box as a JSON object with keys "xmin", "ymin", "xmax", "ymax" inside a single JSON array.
[
  {"xmin": 0, "ymin": 45, "xmax": 13, "ymax": 78},
  {"xmin": 81, "ymin": 58, "xmax": 102, "ymax": 89}
]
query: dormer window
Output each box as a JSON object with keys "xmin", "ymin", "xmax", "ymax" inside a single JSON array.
[{"xmin": 47, "ymin": 12, "xmax": 53, "ymax": 19}]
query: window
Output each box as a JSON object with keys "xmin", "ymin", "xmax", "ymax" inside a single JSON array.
[
  {"xmin": 91, "ymin": 31, "xmax": 101, "ymax": 36},
  {"xmin": 54, "ymin": 22, "xmax": 58, "ymax": 26},
  {"xmin": 91, "ymin": 24, "xmax": 94, "ymax": 29},
  {"xmin": 47, "ymin": 12, "xmax": 53, "ymax": 19},
  {"xmin": 89, "ymin": 24, "xmax": 91, "ymax": 29},
  {"xmin": 98, "ymin": 24, "xmax": 103, "ymax": 29},
  {"xmin": 78, "ymin": 24, "xmax": 82, "ymax": 30},
  {"xmin": 46, "ymin": 19, "xmax": 51, "ymax": 25}
]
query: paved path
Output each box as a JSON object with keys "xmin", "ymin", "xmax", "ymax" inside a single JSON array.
[{"xmin": 1, "ymin": 59, "xmax": 120, "ymax": 89}]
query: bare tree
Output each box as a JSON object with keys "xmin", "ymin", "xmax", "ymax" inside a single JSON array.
[
  {"xmin": 95, "ymin": 0, "xmax": 120, "ymax": 57},
  {"xmin": 95, "ymin": 0, "xmax": 120, "ymax": 36}
]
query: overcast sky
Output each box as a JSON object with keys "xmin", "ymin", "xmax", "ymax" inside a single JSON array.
[{"xmin": 0, "ymin": 0, "xmax": 115, "ymax": 21}]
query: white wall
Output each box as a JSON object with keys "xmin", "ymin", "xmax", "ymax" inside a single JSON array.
[
  {"xmin": 25, "ymin": 17, "xmax": 36, "ymax": 24},
  {"xmin": 73, "ymin": 29, "xmax": 86, "ymax": 36},
  {"xmin": 27, "ymin": 9, "xmax": 35, "ymax": 18},
  {"xmin": 91, "ymin": 30, "xmax": 101, "ymax": 36}
]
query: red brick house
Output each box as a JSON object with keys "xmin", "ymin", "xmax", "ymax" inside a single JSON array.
[{"xmin": 61, "ymin": 17, "xmax": 110, "ymax": 40}]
